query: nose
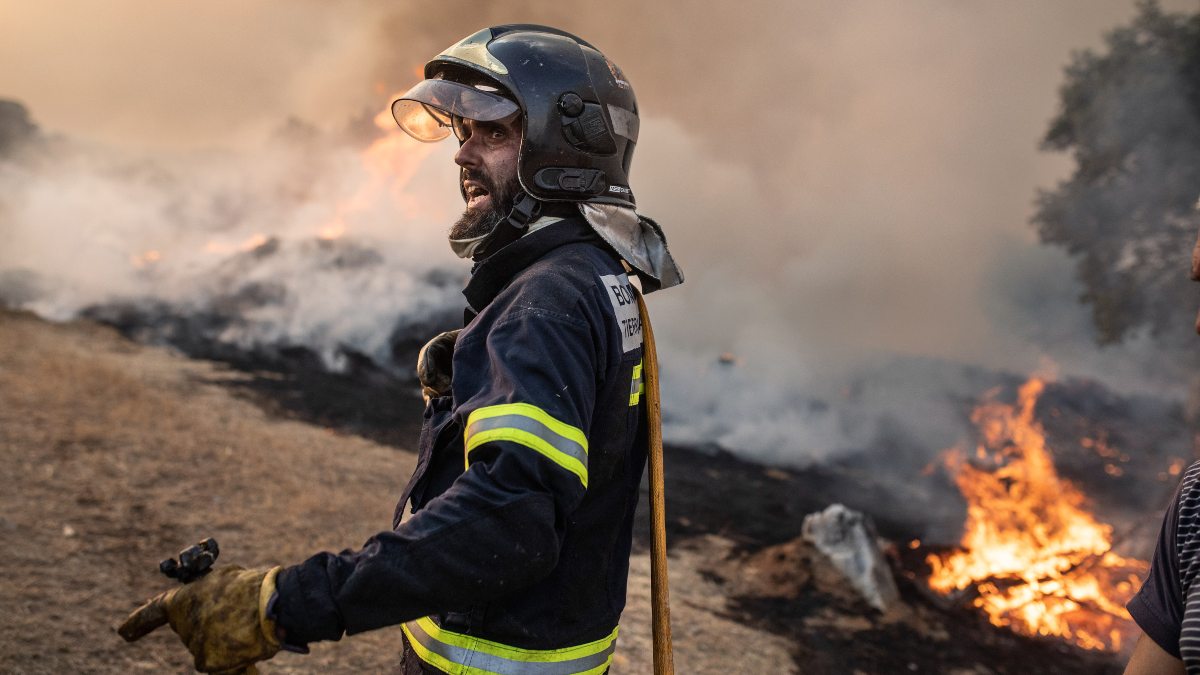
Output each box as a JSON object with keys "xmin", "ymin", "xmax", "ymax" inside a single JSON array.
[{"xmin": 454, "ymin": 134, "xmax": 481, "ymax": 170}]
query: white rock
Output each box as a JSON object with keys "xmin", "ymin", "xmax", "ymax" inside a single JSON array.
[{"xmin": 802, "ymin": 503, "xmax": 900, "ymax": 612}]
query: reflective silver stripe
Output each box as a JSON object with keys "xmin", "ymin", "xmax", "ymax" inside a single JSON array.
[
  {"xmin": 404, "ymin": 618, "xmax": 618, "ymax": 675},
  {"xmin": 466, "ymin": 415, "xmax": 588, "ymax": 469}
]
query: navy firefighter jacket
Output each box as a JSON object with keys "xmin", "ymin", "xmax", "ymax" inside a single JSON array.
[{"xmin": 273, "ymin": 215, "xmax": 649, "ymax": 670}]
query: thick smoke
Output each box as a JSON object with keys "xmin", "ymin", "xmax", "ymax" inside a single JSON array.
[
  {"xmin": 0, "ymin": 107, "xmax": 463, "ymax": 368},
  {"xmin": 0, "ymin": 0, "xmax": 1195, "ymax": 478}
]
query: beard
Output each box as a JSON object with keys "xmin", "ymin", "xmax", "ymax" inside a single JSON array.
[{"xmin": 449, "ymin": 168, "xmax": 522, "ymax": 241}]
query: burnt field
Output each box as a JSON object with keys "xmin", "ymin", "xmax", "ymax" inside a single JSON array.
[{"xmin": 1, "ymin": 308, "xmax": 1180, "ymax": 672}]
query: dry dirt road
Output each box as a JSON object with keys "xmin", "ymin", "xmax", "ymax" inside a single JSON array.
[{"xmin": 0, "ymin": 310, "xmax": 792, "ymax": 673}]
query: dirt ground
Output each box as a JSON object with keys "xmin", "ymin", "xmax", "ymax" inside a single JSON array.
[{"xmin": 0, "ymin": 310, "xmax": 792, "ymax": 673}]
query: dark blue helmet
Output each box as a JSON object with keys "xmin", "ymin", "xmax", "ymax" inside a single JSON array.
[{"xmin": 392, "ymin": 25, "xmax": 640, "ymax": 208}]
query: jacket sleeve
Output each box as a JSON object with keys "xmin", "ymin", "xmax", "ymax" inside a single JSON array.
[{"xmin": 273, "ymin": 303, "xmax": 600, "ymax": 644}]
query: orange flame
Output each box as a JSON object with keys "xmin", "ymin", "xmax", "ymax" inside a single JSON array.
[
  {"xmin": 129, "ymin": 250, "xmax": 162, "ymax": 269},
  {"xmin": 203, "ymin": 234, "xmax": 270, "ymax": 255},
  {"xmin": 925, "ymin": 377, "xmax": 1147, "ymax": 651},
  {"xmin": 1161, "ymin": 457, "xmax": 1186, "ymax": 481},
  {"xmin": 314, "ymin": 102, "xmax": 440, "ymax": 242},
  {"xmin": 318, "ymin": 219, "xmax": 346, "ymax": 241},
  {"xmin": 127, "ymin": 80, "xmax": 442, "ymax": 269}
]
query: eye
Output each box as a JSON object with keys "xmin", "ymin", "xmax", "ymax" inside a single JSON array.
[{"xmin": 451, "ymin": 115, "xmax": 469, "ymax": 142}]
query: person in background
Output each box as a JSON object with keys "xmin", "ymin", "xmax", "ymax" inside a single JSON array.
[{"xmin": 1123, "ymin": 220, "xmax": 1200, "ymax": 674}]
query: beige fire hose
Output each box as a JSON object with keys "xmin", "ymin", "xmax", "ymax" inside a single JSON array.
[{"xmin": 636, "ymin": 293, "xmax": 674, "ymax": 675}]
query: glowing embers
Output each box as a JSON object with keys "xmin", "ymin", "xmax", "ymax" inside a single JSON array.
[{"xmin": 925, "ymin": 378, "xmax": 1147, "ymax": 651}]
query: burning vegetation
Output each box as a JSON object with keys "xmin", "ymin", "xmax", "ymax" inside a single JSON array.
[{"xmin": 925, "ymin": 377, "xmax": 1148, "ymax": 652}]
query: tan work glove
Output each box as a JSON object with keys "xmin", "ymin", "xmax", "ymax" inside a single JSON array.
[
  {"xmin": 417, "ymin": 329, "xmax": 460, "ymax": 402},
  {"xmin": 118, "ymin": 565, "xmax": 282, "ymax": 674}
]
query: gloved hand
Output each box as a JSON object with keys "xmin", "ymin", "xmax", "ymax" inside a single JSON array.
[
  {"xmin": 417, "ymin": 329, "xmax": 460, "ymax": 402},
  {"xmin": 118, "ymin": 565, "xmax": 282, "ymax": 674}
]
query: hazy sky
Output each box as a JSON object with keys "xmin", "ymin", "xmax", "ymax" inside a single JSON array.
[{"xmin": 2, "ymin": 0, "xmax": 1197, "ymax": 391}]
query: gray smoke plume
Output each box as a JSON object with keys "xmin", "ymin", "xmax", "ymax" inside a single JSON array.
[{"xmin": 0, "ymin": 109, "xmax": 464, "ymax": 367}]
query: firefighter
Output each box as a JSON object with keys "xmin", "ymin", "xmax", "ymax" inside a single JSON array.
[{"xmin": 118, "ymin": 24, "xmax": 683, "ymax": 674}]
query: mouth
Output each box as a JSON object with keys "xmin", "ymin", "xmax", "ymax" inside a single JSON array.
[{"xmin": 463, "ymin": 181, "xmax": 491, "ymax": 211}]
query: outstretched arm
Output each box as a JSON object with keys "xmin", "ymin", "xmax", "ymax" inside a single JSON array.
[{"xmin": 1124, "ymin": 632, "xmax": 1184, "ymax": 675}]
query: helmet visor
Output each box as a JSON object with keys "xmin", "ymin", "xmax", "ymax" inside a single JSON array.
[{"xmin": 391, "ymin": 79, "xmax": 519, "ymax": 142}]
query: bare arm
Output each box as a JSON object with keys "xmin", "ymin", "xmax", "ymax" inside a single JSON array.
[{"xmin": 1124, "ymin": 632, "xmax": 1184, "ymax": 675}]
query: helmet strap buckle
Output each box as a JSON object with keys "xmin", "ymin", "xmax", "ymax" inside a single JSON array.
[
  {"xmin": 472, "ymin": 192, "xmax": 543, "ymax": 261},
  {"xmin": 507, "ymin": 191, "xmax": 542, "ymax": 228}
]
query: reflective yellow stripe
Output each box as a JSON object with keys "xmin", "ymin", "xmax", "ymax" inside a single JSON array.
[
  {"xmin": 403, "ymin": 617, "xmax": 618, "ymax": 674},
  {"xmin": 465, "ymin": 403, "xmax": 589, "ymax": 488},
  {"xmin": 629, "ymin": 360, "xmax": 644, "ymax": 406}
]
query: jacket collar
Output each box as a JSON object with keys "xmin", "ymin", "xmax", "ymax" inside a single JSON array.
[{"xmin": 463, "ymin": 216, "xmax": 599, "ymax": 314}]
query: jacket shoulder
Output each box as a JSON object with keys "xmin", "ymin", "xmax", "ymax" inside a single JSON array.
[{"xmin": 502, "ymin": 242, "xmax": 624, "ymax": 318}]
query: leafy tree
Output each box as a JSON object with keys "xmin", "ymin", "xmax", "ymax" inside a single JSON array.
[
  {"xmin": 1034, "ymin": 1, "xmax": 1200, "ymax": 348},
  {"xmin": 0, "ymin": 100, "xmax": 37, "ymax": 157}
]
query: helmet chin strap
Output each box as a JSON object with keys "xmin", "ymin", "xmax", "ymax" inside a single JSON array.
[{"xmin": 467, "ymin": 192, "xmax": 543, "ymax": 262}]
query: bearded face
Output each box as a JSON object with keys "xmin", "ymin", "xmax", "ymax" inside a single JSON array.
[
  {"xmin": 450, "ymin": 166, "xmax": 521, "ymax": 242},
  {"xmin": 449, "ymin": 114, "xmax": 524, "ymax": 244}
]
